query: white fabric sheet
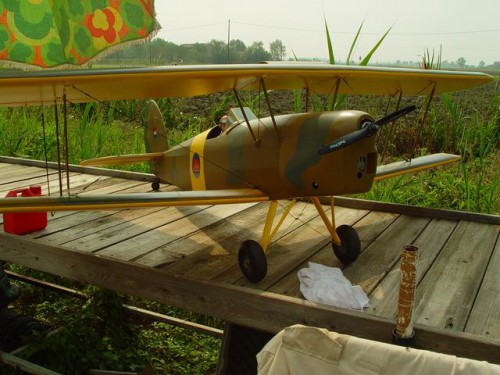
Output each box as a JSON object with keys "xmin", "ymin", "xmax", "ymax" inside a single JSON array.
[{"xmin": 298, "ymin": 262, "xmax": 370, "ymax": 310}]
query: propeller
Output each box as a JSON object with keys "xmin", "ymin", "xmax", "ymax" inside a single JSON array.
[{"xmin": 317, "ymin": 105, "xmax": 417, "ymax": 155}]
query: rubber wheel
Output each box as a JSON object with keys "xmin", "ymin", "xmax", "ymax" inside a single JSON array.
[
  {"xmin": 332, "ymin": 225, "xmax": 361, "ymax": 264},
  {"xmin": 238, "ymin": 240, "xmax": 267, "ymax": 283},
  {"xmin": 151, "ymin": 180, "xmax": 160, "ymax": 191}
]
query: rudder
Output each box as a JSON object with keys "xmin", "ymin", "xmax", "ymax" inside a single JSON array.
[{"xmin": 144, "ymin": 100, "xmax": 168, "ymax": 154}]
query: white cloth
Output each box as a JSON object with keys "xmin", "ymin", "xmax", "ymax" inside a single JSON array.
[
  {"xmin": 257, "ymin": 325, "xmax": 500, "ymax": 375},
  {"xmin": 298, "ymin": 262, "xmax": 369, "ymax": 310}
]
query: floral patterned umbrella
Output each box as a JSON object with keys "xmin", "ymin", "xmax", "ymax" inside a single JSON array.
[{"xmin": 0, "ymin": 0, "xmax": 159, "ymax": 69}]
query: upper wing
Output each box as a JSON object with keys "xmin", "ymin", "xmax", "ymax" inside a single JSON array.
[
  {"xmin": 0, "ymin": 64, "xmax": 492, "ymax": 106},
  {"xmin": 375, "ymin": 153, "xmax": 460, "ymax": 181},
  {"xmin": 0, "ymin": 189, "xmax": 269, "ymax": 213}
]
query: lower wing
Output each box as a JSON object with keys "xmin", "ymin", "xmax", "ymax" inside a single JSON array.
[
  {"xmin": 375, "ymin": 153, "xmax": 460, "ymax": 181},
  {"xmin": 0, "ymin": 189, "xmax": 269, "ymax": 213}
]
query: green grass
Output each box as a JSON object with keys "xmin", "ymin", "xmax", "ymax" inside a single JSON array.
[{"xmin": 3, "ymin": 266, "xmax": 221, "ymax": 375}]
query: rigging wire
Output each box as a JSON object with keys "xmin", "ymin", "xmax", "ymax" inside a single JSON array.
[
  {"xmin": 53, "ymin": 101, "xmax": 64, "ymax": 197},
  {"xmin": 71, "ymin": 86, "xmax": 258, "ymax": 190},
  {"xmin": 40, "ymin": 109, "xmax": 52, "ymax": 201}
]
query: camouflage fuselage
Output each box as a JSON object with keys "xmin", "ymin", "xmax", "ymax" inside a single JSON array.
[{"xmin": 156, "ymin": 110, "xmax": 377, "ymax": 200}]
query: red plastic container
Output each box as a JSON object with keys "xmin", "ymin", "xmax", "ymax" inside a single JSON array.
[{"xmin": 3, "ymin": 185, "xmax": 48, "ymax": 235}]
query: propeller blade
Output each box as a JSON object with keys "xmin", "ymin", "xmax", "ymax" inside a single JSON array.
[
  {"xmin": 374, "ymin": 105, "xmax": 417, "ymax": 127},
  {"xmin": 318, "ymin": 105, "xmax": 417, "ymax": 155},
  {"xmin": 318, "ymin": 127, "xmax": 371, "ymax": 155}
]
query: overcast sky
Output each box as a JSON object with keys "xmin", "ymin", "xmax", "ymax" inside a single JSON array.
[{"xmin": 154, "ymin": 0, "xmax": 499, "ymax": 66}]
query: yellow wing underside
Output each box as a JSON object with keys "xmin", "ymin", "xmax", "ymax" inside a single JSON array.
[
  {"xmin": 0, "ymin": 64, "xmax": 492, "ymax": 107},
  {"xmin": 375, "ymin": 153, "xmax": 460, "ymax": 181},
  {"xmin": 0, "ymin": 189, "xmax": 269, "ymax": 213}
]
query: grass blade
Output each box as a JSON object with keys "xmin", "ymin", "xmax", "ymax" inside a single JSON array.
[
  {"xmin": 346, "ymin": 20, "xmax": 364, "ymax": 65},
  {"xmin": 359, "ymin": 26, "xmax": 392, "ymax": 66},
  {"xmin": 324, "ymin": 17, "xmax": 335, "ymax": 65}
]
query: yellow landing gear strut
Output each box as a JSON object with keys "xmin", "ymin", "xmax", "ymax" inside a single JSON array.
[
  {"xmin": 238, "ymin": 200, "xmax": 296, "ymax": 283},
  {"xmin": 311, "ymin": 197, "xmax": 361, "ymax": 265}
]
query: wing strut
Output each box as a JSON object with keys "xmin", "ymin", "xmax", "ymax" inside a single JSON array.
[
  {"xmin": 260, "ymin": 78, "xmax": 280, "ymax": 141},
  {"xmin": 412, "ymin": 82, "xmax": 436, "ymax": 158},
  {"xmin": 232, "ymin": 88, "xmax": 258, "ymax": 144},
  {"xmin": 331, "ymin": 78, "xmax": 341, "ymax": 110}
]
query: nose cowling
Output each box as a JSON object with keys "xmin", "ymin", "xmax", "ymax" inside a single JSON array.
[{"xmin": 279, "ymin": 110, "xmax": 377, "ymax": 198}]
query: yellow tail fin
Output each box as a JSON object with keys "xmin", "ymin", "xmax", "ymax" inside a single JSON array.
[{"xmin": 80, "ymin": 153, "xmax": 164, "ymax": 167}]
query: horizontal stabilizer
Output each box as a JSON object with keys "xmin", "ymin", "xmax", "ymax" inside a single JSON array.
[
  {"xmin": 0, "ymin": 189, "xmax": 269, "ymax": 213},
  {"xmin": 80, "ymin": 152, "xmax": 165, "ymax": 167},
  {"xmin": 375, "ymin": 153, "xmax": 460, "ymax": 181}
]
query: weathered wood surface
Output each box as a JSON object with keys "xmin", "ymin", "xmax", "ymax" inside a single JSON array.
[{"xmin": 0, "ymin": 161, "xmax": 499, "ymax": 363}]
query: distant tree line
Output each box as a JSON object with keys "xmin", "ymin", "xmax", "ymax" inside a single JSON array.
[{"xmin": 105, "ymin": 38, "xmax": 287, "ymax": 65}]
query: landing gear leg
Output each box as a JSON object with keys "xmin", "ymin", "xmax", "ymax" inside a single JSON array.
[
  {"xmin": 311, "ymin": 197, "xmax": 360, "ymax": 265},
  {"xmin": 238, "ymin": 200, "xmax": 296, "ymax": 282}
]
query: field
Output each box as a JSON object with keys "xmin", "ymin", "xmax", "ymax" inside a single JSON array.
[{"xmin": 0, "ymin": 76, "xmax": 498, "ymax": 374}]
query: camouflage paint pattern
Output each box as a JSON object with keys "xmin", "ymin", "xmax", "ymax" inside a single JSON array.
[{"xmin": 155, "ymin": 110, "xmax": 377, "ymax": 200}]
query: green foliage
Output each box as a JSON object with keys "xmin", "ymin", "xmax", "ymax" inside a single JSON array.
[
  {"xmin": 104, "ymin": 37, "xmax": 275, "ymax": 65},
  {"xmin": 19, "ymin": 288, "xmax": 138, "ymax": 374},
  {"xmin": 362, "ymin": 79, "xmax": 499, "ymax": 214},
  {"xmin": 4, "ymin": 275, "xmax": 221, "ymax": 375},
  {"xmin": 324, "ymin": 17, "xmax": 335, "ymax": 65},
  {"xmin": 270, "ymin": 39, "xmax": 287, "ymax": 61},
  {"xmin": 136, "ymin": 323, "xmax": 220, "ymax": 374},
  {"xmin": 321, "ymin": 18, "xmax": 391, "ymax": 110},
  {"xmin": 420, "ymin": 47, "xmax": 442, "ymax": 70},
  {"xmin": 245, "ymin": 41, "xmax": 272, "ymax": 63}
]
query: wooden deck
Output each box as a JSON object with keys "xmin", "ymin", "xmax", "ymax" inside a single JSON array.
[{"xmin": 0, "ymin": 157, "xmax": 499, "ymax": 363}]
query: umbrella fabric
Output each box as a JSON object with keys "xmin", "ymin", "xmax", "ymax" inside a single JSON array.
[{"xmin": 0, "ymin": 0, "xmax": 159, "ymax": 69}]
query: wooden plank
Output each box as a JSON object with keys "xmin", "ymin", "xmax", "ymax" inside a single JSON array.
[
  {"xmin": 37, "ymin": 206, "xmax": 170, "ymax": 246},
  {"xmin": 231, "ymin": 206, "xmax": 370, "ymax": 291},
  {"xmin": 269, "ymin": 210, "xmax": 398, "ymax": 298},
  {"xmin": 0, "ymin": 173, "xmax": 118, "ymax": 224},
  {"xmin": 98, "ymin": 202, "xmax": 257, "ymax": 261},
  {"xmin": 140, "ymin": 202, "xmax": 272, "ymax": 269},
  {"xmin": 75, "ymin": 178, "xmax": 153, "ymax": 195},
  {"xmin": 343, "ymin": 215, "xmax": 430, "ymax": 294},
  {"xmin": 0, "ymin": 232, "xmax": 498, "ymax": 364},
  {"xmin": 368, "ymin": 218, "xmax": 458, "ymax": 318},
  {"xmin": 413, "ymin": 221, "xmax": 498, "ymax": 332},
  {"xmin": 23, "ymin": 181, "xmax": 157, "ymax": 238},
  {"xmin": 50, "ymin": 205, "xmax": 205, "ymax": 252},
  {"xmin": 0, "ymin": 351, "xmax": 61, "ymax": 375},
  {"xmin": 331, "ymin": 196, "xmax": 500, "ymax": 225},
  {"xmin": 0, "ymin": 166, "xmax": 58, "ymax": 184},
  {"xmin": 0, "ymin": 156, "xmax": 155, "ymax": 182},
  {"xmin": 465, "ymin": 234, "xmax": 500, "ymax": 339},
  {"xmin": 0, "ymin": 171, "xmax": 64, "ymax": 194},
  {"xmin": 162, "ymin": 201, "xmax": 322, "ymax": 281},
  {"xmin": 213, "ymin": 205, "xmax": 339, "ymax": 287}
]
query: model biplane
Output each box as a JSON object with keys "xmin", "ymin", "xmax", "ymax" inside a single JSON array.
[{"xmin": 0, "ymin": 64, "xmax": 492, "ymax": 282}]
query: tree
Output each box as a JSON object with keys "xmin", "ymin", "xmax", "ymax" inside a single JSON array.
[
  {"xmin": 245, "ymin": 42, "xmax": 271, "ymax": 63},
  {"xmin": 457, "ymin": 57, "xmax": 466, "ymax": 67},
  {"xmin": 479, "ymin": 61, "xmax": 486, "ymax": 68},
  {"xmin": 229, "ymin": 39, "xmax": 246, "ymax": 63},
  {"xmin": 206, "ymin": 39, "xmax": 227, "ymax": 64},
  {"xmin": 269, "ymin": 39, "xmax": 286, "ymax": 61}
]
